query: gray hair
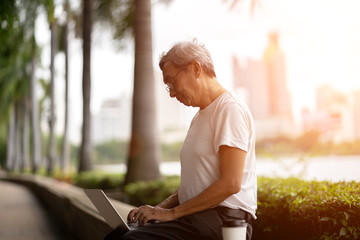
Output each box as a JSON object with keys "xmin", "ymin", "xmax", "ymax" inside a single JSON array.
[{"xmin": 159, "ymin": 39, "xmax": 216, "ymax": 78}]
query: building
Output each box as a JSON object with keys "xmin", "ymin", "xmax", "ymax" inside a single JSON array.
[
  {"xmin": 157, "ymin": 71, "xmax": 196, "ymax": 142},
  {"xmin": 92, "ymin": 73, "xmax": 196, "ymax": 144},
  {"xmin": 354, "ymin": 90, "xmax": 360, "ymax": 140},
  {"xmin": 232, "ymin": 32, "xmax": 294, "ymax": 138},
  {"xmin": 301, "ymin": 85, "xmax": 360, "ymax": 142},
  {"xmin": 92, "ymin": 94, "xmax": 132, "ymax": 143}
]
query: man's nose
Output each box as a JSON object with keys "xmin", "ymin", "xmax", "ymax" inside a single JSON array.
[{"xmin": 169, "ymin": 89, "xmax": 176, "ymax": 98}]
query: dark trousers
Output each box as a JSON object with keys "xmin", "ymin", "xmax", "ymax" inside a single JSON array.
[{"xmin": 104, "ymin": 207, "xmax": 253, "ymax": 240}]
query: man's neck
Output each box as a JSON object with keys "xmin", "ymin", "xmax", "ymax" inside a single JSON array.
[{"xmin": 199, "ymin": 78, "xmax": 226, "ymax": 110}]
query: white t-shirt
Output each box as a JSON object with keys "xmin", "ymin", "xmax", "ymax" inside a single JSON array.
[{"xmin": 178, "ymin": 91, "xmax": 257, "ymax": 218}]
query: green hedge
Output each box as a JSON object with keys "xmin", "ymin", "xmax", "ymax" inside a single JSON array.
[
  {"xmin": 124, "ymin": 176, "xmax": 180, "ymax": 206},
  {"xmin": 123, "ymin": 176, "xmax": 360, "ymax": 240},
  {"xmin": 67, "ymin": 172, "xmax": 360, "ymax": 239},
  {"xmin": 255, "ymin": 177, "xmax": 360, "ymax": 240},
  {"xmin": 72, "ymin": 171, "xmax": 125, "ymax": 190}
]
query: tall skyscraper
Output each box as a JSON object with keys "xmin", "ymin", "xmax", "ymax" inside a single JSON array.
[
  {"xmin": 232, "ymin": 56, "xmax": 270, "ymax": 118},
  {"xmin": 263, "ymin": 32, "xmax": 292, "ymax": 118},
  {"xmin": 232, "ymin": 32, "xmax": 293, "ymax": 138}
]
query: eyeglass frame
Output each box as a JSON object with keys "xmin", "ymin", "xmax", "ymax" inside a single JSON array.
[{"xmin": 165, "ymin": 68, "xmax": 185, "ymax": 93}]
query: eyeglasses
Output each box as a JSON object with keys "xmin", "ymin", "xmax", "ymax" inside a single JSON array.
[{"xmin": 165, "ymin": 69, "xmax": 183, "ymax": 93}]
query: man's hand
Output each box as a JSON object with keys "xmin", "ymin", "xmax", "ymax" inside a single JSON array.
[{"xmin": 127, "ymin": 205, "xmax": 176, "ymax": 227}]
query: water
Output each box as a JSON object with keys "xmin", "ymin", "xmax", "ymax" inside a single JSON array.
[
  {"xmin": 256, "ymin": 155, "xmax": 360, "ymax": 182},
  {"xmin": 95, "ymin": 162, "xmax": 181, "ymax": 176},
  {"xmin": 95, "ymin": 155, "xmax": 360, "ymax": 182}
]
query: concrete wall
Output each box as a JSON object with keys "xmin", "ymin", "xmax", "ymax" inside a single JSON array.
[{"xmin": 3, "ymin": 174, "xmax": 134, "ymax": 240}]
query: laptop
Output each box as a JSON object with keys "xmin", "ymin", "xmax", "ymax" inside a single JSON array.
[{"xmin": 84, "ymin": 189, "xmax": 138, "ymax": 231}]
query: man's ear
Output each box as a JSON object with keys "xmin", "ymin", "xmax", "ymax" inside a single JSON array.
[{"xmin": 191, "ymin": 61, "xmax": 202, "ymax": 78}]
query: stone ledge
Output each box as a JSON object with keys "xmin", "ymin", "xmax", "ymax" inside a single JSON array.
[{"xmin": 1, "ymin": 174, "xmax": 134, "ymax": 240}]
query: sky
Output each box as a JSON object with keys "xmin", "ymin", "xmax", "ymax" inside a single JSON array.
[{"xmin": 35, "ymin": 0, "xmax": 360, "ymax": 143}]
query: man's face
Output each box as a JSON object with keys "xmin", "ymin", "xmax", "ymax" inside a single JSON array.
[{"xmin": 162, "ymin": 62, "xmax": 199, "ymax": 107}]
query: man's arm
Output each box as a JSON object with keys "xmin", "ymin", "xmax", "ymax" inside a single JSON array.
[
  {"xmin": 128, "ymin": 145, "xmax": 246, "ymax": 226},
  {"xmin": 126, "ymin": 188, "xmax": 179, "ymax": 223},
  {"xmin": 171, "ymin": 145, "xmax": 246, "ymax": 218},
  {"xmin": 156, "ymin": 188, "xmax": 179, "ymax": 209}
]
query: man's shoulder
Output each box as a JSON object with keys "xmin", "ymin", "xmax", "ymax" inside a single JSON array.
[{"xmin": 217, "ymin": 92, "xmax": 250, "ymax": 113}]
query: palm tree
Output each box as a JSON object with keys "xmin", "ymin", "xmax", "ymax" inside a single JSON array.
[
  {"xmin": 9, "ymin": 45, "xmax": 34, "ymax": 172},
  {"xmin": 19, "ymin": 0, "xmax": 41, "ymax": 172},
  {"xmin": 42, "ymin": 0, "xmax": 58, "ymax": 174},
  {"xmin": 14, "ymin": 103, "xmax": 21, "ymax": 170},
  {"xmin": 1, "ymin": 0, "xmax": 39, "ymax": 172},
  {"xmin": 48, "ymin": 19, "xmax": 57, "ymax": 174},
  {"xmin": 74, "ymin": 0, "xmax": 162, "ymax": 179},
  {"xmin": 76, "ymin": 0, "xmax": 135, "ymax": 172},
  {"xmin": 30, "ymin": 37, "xmax": 41, "ymax": 173},
  {"xmin": 0, "ymin": 1, "xmax": 21, "ymax": 171},
  {"xmin": 124, "ymin": 0, "xmax": 161, "ymax": 184},
  {"xmin": 6, "ymin": 109, "xmax": 16, "ymax": 170},
  {"xmin": 91, "ymin": 0, "xmax": 162, "ymax": 183},
  {"xmin": 78, "ymin": 0, "xmax": 94, "ymax": 172},
  {"xmin": 60, "ymin": 0, "xmax": 70, "ymax": 174},
  {"xmin": 20, "ymin": 97, "xmax": 30, "ymax": 171}
]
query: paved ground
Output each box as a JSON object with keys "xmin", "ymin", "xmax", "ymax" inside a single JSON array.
[{"xmin": 0, "ymin": 180, "xmax": 69, "ymax": 240}]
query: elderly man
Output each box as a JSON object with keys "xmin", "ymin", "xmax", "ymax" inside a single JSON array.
[{"xmin": 106, "ymin": 40, "xmax": 257, "ymax": 240}]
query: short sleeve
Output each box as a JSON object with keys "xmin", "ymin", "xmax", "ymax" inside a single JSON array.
[{"xmin": 212, "ymin": 101, "xmax": 250, "ymax": 153}]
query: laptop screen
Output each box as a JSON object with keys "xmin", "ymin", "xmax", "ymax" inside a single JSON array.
[{"xmin": 84, "ymin": 189, "xmax": 130, "ymax": 231}]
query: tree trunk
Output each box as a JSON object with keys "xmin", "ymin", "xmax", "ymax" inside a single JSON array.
[
  {"xmin": 30, "ymin": 55, "xmax": 41, "ymax": 173},
  {"xmin": 48, "ymin": 20, "xmax": 58, "ymax": 174},
  {"xmin": 61, "ymin": 0, "xmax": 70, "ymax": 174},
  {"xmin": 13, "ymin": 103, "xmax": 21, "ymax": 171},
  {"xmin": 20, "ymin": 98, "xmax": 29, "ymax": 171},
  {"xmin": 125, "ymin": 0, "xmax": 161, "ymax": 184},
  {"xmin": 6, "ymin": 109, "xmax": 16, "ymax": 171},
  {"xmin": 79, "ymin": 0, "xmax": 93, "ymax": 172}
]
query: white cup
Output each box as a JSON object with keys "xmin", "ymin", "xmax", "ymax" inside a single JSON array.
[{"xmin": 221, "ymin": 220, "xmax": 247, "ymax": 240}]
